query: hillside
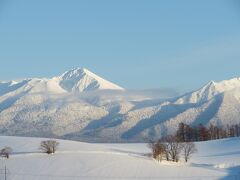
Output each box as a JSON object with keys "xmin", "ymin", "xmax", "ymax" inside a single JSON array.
[
  {"xmin": 0, "ymin": 136, "xmax": 239, "ymax": 180},
  {"xmin": 0, "ymin": 68, "xmax": 240, "ymax": 142}
]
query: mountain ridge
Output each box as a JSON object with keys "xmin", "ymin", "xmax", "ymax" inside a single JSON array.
[{"xmin": 0, "ymin": 68, "xmax": 240, "ymax": 142}]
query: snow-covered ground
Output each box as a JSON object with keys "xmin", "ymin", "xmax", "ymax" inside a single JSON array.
[{"xmin": 0, "ymin": 136, "xmax": 239, "ymax": 180}]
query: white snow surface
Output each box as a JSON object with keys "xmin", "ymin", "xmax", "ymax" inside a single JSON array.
[
  {"xmin": 175, "ymin": 77, "xmax": 240, "ymax": 104},
  {"xmin": 57, "ymin": 68, "xmax": 124, "ymax": 92},
  {"xmin": 0, "ymin": 69, "xmax": 240, "ymax": 142},
  {"xmin": 0, "ymin": 136, "xmax": 239, "ymax": 180}
]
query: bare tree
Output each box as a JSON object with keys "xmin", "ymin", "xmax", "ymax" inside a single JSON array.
[
  {"xmin": 176, "ymin": 122, "xmax": 186, "ymax": 142},
  {"xmin": 148, "ymin": 140, "xmax": 166, "ymax": 162},
  {"xmin": 0, "ymin": 147, "xmax": 12, "ymax": 159},
  {"xmin": 40, "ymin": 140, "xmax": 59, "ymax": 154},
  {"xmin": 182, "ymin": 142, "xmax": 197, "ymax": 162},
  {"xmin": 209, "ymin": 123, "xmax": 217, "ymax": 140},
  {"xmin": 198, "ymin": 124, "xmax": 210, "ymax": 141},
  {"xmin": 164, "ymin": 135, "xmax": 183, "ymax": 162}
]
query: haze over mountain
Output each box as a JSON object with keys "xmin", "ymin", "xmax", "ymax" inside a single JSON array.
[{"xmin": 0, "ymin": 68, "xmax": 239, "ymax": 142}]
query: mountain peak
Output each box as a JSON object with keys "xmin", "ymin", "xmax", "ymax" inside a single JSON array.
[
  {"xmin": 60, "ymin": 67, "xmax": 88, "ymax": 77},
  {"xmin": 58, "ymin": 67, "xmax": 124, "ymax": 92},
  {"xmin": 175, "ymin": 77, "xmax": 240, "ymax": 104}
]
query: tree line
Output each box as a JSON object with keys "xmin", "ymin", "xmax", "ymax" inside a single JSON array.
[
  {"xmin": 176, "ymin": 122, "xmax": 240, "ymax": 142},
  {"xmin": 148, "ymin": 122, "xmax": 240, "ymax": 163}
]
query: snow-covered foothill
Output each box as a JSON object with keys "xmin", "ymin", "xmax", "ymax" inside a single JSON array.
[{"xmin": 0, "ymin": 136, "xmax": 239, "ymax": 180}]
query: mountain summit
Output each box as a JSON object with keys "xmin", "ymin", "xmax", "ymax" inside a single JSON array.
[
  {"xmin": 57, "ymin": 68, "xmax": 124, "ymax": 92},
  {"xmin": 0, "ymin": 68, "xmax": 124, "ymax": 96},
  {"xmin": 175, "ymin": 77, "xmax": 240, "ymax": 104}
]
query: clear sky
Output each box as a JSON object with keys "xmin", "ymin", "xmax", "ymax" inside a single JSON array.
[{"xmin": 0, "ymin": 0, "xmax": 240, "ymax": 92}]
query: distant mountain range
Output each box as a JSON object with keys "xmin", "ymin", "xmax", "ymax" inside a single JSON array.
[{"xmin": 0, "ymin": 68, "xmax": 239, "ymax": 142}]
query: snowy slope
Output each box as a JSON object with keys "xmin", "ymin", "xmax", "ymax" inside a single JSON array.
[
  {"xmin": 57, "ymin": 68, "xmax": 124, "ymax": 92},
  {"xmin": 0, "ymin": 69, "xmax": 240, "ymax": 142},
  {"xmin": 0, "ymin": 136, "xmax": 239, "ymax": 180},
  {"xmin": 175, "ymin": 77, "xmax": 240, "ymax": 104},
  {"xmin": 0, "ymin": 68, "xmax": 124, "ymax": 96}
]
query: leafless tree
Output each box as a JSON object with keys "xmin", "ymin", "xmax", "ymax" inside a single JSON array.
[
  {"xmin": 148, "ymin": 140, "xmax": 166, "ymax": 162},
  {"xmin": 182, "ymin": 142, "xmax": 197, "ymax": 162},
  {"xmin": 198, "ymin": 124, "xmax": 210, "ymax": 141},
  {"xmin": 164, "ymin": 135, "xmax": 183, "ymax": 162},
  {"xmin": 0, "ymin": 147, "xmax": 12, "ymax": 159},
  {"xmin": 40, "ymin": 140, "xmax": 59, "ymax": 154}
]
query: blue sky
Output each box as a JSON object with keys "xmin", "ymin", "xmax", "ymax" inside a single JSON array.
[{"xmin": 0, "ymin": 0, "xmax": 240, "ymax": 91}]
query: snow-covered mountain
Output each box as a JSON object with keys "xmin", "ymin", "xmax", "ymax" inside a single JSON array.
[
  {"xmin": 0, "ymin": 69, "xmax": 240, "ymax": 142},
  {"xmin": 0, "ymin": 68, "xmax": 124, "ymax": 95},
  {"xmin": 175, "ymin": 78, "xmax": 240, "ymax": 104},
  {"xmin": 57, "ymin": 68, "xmax": 124, "ymax": 92}
]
